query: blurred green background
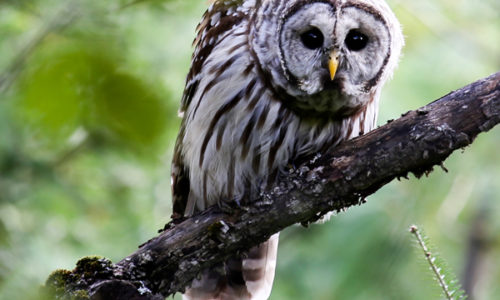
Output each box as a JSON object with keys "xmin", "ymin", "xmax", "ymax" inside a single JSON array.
[{"xmin": 0, "ymin": 0, "xmax": 498, "ymax": 299}]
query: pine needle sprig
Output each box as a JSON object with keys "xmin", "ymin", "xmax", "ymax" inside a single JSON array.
[{"xmin": 409, "ymin": 225, "xmax": 468, "ymax": 300}]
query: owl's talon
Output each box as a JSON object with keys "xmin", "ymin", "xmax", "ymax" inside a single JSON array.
[
  {"xmin": 218, "ymin": 197, "xmax": 243, "ymax": 214},
  {"xmin": 218, "ymin": 200, "xmax": 233, "ymax": 214}
]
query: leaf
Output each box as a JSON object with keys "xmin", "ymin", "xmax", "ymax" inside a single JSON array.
[{"xmin": 17, "ymin": 41, "xmax": 170, "ymax": 153}]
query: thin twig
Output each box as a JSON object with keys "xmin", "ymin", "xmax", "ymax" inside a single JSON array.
[
  {"xmin": 0, "ymin": 1, "xmax": 80, "ymax": 94},
  {"xmin": 410, "ymin": 225, "xmax": 453, "ymax": 300},
  {"xmin": 119, "ymin": 0, "xmax": 153, "ymax": 10}
]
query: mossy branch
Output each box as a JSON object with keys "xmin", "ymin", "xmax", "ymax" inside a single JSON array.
[{"xmin": 43, "ymin": 72, "xmax": 500, "ymax": 300}]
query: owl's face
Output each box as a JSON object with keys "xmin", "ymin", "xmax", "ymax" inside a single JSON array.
[{"xmin": 252, "ymin": 0, "xmax": 403, "ymax": 116}]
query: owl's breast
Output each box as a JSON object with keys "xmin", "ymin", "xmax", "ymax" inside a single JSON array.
[
  {"xmin": 182, "ymin": 79, "xmax": 378, "ymax": 214},
  {"xmin": 283, "ymin": 80, "xmax": 373, "ymax": 121}
]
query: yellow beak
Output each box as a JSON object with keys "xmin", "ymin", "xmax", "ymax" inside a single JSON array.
[{"xmin": 328, "ymin": 51, "xmax": 339, "ymax": 81}]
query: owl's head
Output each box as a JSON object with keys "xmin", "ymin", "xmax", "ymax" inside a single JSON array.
[{"xmin": 252, "ymin": 0, "xmax": 403, "ymax": 117}]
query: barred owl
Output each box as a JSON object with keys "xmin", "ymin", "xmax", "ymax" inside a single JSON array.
[{"xmin": 171, "ymin": 0, "xmax": 403, "ymax": 299}]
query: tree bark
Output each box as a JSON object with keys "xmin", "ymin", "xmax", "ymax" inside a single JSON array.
[{"xmin": 43, "ymin": 72, "xmax": 500, "ymax": 300}]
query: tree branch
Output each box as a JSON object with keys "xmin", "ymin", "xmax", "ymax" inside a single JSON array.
[{"xmin": 43, "ymin": 72, "xmax": 500, "ymax": 300}]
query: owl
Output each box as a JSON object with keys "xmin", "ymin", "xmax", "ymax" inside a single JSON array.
[{"xmin": 171, "ymin": 0, "xmax": 403, "ymax": 299}]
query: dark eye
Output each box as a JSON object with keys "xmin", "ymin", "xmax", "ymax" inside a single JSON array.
[
  {"xmin": 300, "ymin": 28, "xmax": 324, "ymax": 50},
  {"xmin": 345, "ymin": 30, "xmax": 369, "ymax": 51}
]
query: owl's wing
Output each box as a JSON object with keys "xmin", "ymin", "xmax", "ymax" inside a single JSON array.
[
  {"xmin": 171, "ymin": 121, "xmax": 190, "ymax": 218},
  {"xmin": 180, "ymin": 0, "xmax": 246, "ymax": 112},
  {"xmin": 171, "ymin": 2, "xmax": 279, "ymax": 299},
  {"xmin": 172, "ymin": 0, "xmax": 248, "ymax": 218}
]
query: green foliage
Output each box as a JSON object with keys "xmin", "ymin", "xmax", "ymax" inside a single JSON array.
[
  {"xmin": 0, "ymin": 0, "xmax": 498, "ymax": 299},
  {"xmin": 18, "ymin": 40, "xmax": 172, "ymax": 153}
]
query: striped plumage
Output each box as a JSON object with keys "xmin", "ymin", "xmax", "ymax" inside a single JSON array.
[{"xmin": 171, "ymin": 0, "xmax": 403, "ymax": 299}]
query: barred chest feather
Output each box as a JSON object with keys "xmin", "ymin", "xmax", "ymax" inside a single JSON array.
[{"xmin": 178, "ymin": 21, "xmax": 379, "ymax": 215}]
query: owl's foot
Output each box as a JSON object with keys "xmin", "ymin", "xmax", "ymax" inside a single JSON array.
[{"xmin": 218, "ymin": 197, "xmax": 244, "ymax": 215}]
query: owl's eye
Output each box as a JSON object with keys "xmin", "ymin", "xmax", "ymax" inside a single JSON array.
[
  {"xmin": 345, "ymin": 30, "xmax": 369, "ymax": 51},
  {"xmin": 300, "ymin": 28, "xmax": 324, "ymax": 50}
]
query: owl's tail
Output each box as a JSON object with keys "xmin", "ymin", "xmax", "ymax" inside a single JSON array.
[{"xmin": 183, "ymin": 233, "xmax": 279, "ymax": 300}]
